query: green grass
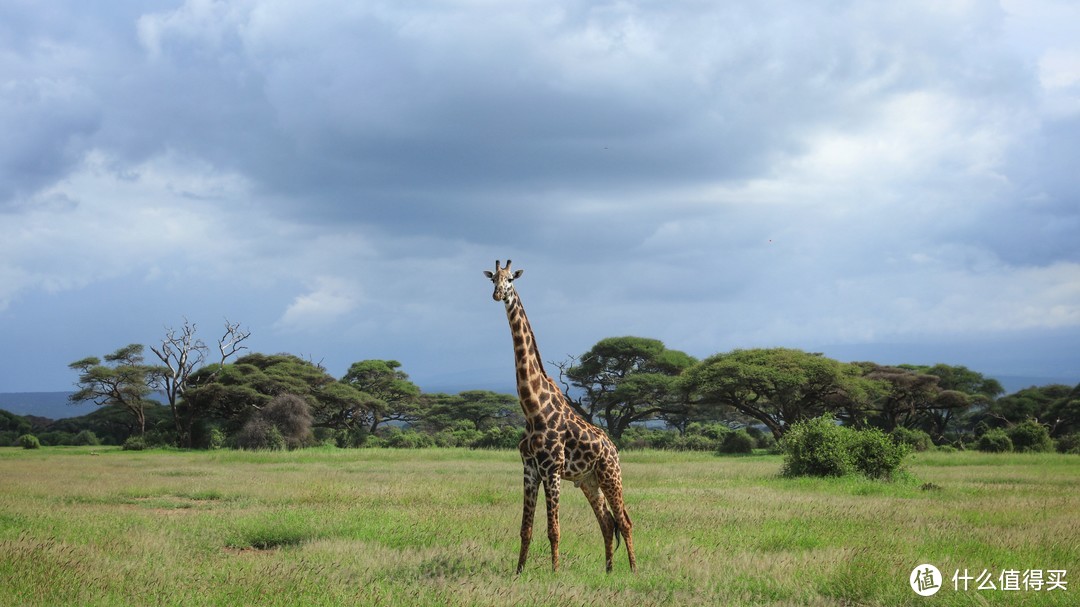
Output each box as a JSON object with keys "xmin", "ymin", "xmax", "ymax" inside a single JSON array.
[{"xmin": 0, "ymin": 447, "xmax": 1077, "ymax": 606}]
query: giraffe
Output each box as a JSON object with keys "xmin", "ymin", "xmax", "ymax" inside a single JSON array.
[{"xmin": 483, "ymin": 259, "xmax": 636, "ymax": 574}]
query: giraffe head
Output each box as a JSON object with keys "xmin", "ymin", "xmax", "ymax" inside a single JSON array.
[{"xmin": 483, "ymin": 259, "xmax": 524, "ymax": 302}]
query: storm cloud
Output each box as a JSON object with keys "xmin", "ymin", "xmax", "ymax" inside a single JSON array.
[{"xmin": 2, "ymin": 0, "xmax": 1078, "ymax": 392}]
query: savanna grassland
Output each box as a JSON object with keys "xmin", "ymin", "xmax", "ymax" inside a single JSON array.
[{"xmin": 0, "ymin": 447, "xmax": 1077, "ymax": 606}]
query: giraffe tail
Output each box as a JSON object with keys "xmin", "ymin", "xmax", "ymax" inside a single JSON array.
[{"xmin": 609, "ymin": 508, "xmax": 622, "ymax": 552}]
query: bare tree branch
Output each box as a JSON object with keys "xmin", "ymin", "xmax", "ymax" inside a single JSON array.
[{"xmin": 218, "ymin": 319, "xmax": 251, "ymax": 366}]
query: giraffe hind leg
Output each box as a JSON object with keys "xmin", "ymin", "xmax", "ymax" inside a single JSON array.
[
  {"xmin": 600, "ymin": 471, "xmax": 636, "ymax": 573},
  {"xmin": 579, "ymin": 475, "xmax": 616, "ymax": 572}
]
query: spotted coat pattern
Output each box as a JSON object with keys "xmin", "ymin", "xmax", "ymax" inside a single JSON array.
[{"xmin": 485, "ymin": 260, "xmax": 636, "ymax": 574}]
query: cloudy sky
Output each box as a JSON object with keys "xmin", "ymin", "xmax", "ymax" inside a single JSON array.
[{"xmin": 2, "ymin": 0, "xmax": 1079, "ymax": 395}]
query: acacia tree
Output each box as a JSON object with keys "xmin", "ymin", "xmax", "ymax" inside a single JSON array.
[
  {"xmin": 559, "ymin": 336, "xmax": 696, "ymax": 440},
  {"xmin": 183, "ymin": 353, "xmax": 367, "ymax": 439},
  {"xmin": 422, "ymin": 390, "xmax": 521, "ymax": 431},
  {"xmin": 897, "ymin": 364, "xmax": 998, "ymax": 439},
  {"xmin": 150, "ymin": 319, "xmax": 250, "ymax": 447},
  {"xmin": 341, "ymin": 360, "xmax": 422, "ymax": 434},
  {"xmin": 981, "ymin": 384, "xmax": 1079, "ymax": 437},
  {"xmin": 852, "ymin": 363, "xmax": 977, "ymax": 441},
  {"xmin": 69, "ymin": 344, "xmax": 156, "ymax": 436},
  {"xmin": 684, "ymin": 348, "xmax": 879, "ymax": 440}
]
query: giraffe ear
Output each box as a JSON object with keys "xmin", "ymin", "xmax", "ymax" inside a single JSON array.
[
  {"xmin": 483, "ymin": 271, "xmax": 494, "ymax": 279},
  {"xmin": 512, "ymin": 270, "xmax": 524, "ymax": 280}
]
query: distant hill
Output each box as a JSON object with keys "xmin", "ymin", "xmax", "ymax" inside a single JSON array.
[{"xmin": 0, "ymin": 392, "xmax": 102, "ymax": 420}]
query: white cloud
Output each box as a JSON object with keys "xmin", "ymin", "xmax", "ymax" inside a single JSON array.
[{"xmin": 274, "ymin": 276, "xmax": 362, "ymax": 333}]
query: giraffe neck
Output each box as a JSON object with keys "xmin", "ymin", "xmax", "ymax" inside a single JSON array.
[{"xmin": 503, "ymin": 289, "xmax": 553, "ymax": 417}]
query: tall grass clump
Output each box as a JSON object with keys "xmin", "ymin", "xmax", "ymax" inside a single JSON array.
[{"xmin": 781, "ymin": 415, "xmax": 909, "ymax": 480}]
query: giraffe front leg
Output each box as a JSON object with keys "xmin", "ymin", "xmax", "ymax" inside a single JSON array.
[
  {"xmin": 542, "ymin": 471, "xmax": 562, "ymax": 572},
  {"xmin": 516, "ymin": 463, "xmax": 539, "ymax": 574}
]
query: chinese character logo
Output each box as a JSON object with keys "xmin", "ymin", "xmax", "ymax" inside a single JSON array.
[{"xmin": 911, "ymin": 564, "xmax": 942, "ymax": 596}]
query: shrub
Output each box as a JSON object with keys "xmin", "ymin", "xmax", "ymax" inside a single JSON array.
[
  {"xmin": 235, "ymin": 418, "xmax": 287, "ymax": 451},
  {"xmin": 717, "ymin": 430, "xmax": 755, "ymax": 454},
  {"xmin": 1007, "ymin": 420, "xmax": 1053, "ymax": 453},
  {"xmin": 889, "ymin": 426, "xmax": 932, "ymax": 452},
  {"xmin": 746, "ymin": 426, "xmax": 776, "ymax": 451},
  {"xmin": 781, "ymin": 415, "xmax": 854, "ymax": 478},
  {"xmin": 384, "ymin": 429, "xmax": 434, "ymax": 449},
  {"xmin": 673, "ymin": 433, "xmax": 719, "ymax": 452},
  {"xmin": 1056, "ymin": 433, "xmax": 1080, "ymax": 455},
  {"xmin": 122, "ymin": 436, "xmax": 147, "ymax": 451},
  {"xmin": 473, "ymin": 426, "xmax": 523, "ymax": 450},
  {"xmin": 18, "ymin": 434, "xmax": 41, "ymax": 450},
  {"xmin": 685, "ymin": 422, "xmax": 732, "ymax": 441},
  {"xmin": 333, "ymin": 427, "xmax": 369, "ymax": 448},
  {"xmin": 259, "ymin": 394, "xmax": 315, "ymax": 449},
  {"xmin": 849, "ymin": 427, "xmax": 910, "ymax": 480},
  {"xmin": 781, "ymin": 415, "xmax": 910, "ymax": 480},
  {"xmin": 208, "ymin": 427, "xmax": 227, "ymax": 450},
  {"xmin": 976, "ymin": 429, "xmax": 1013, "ymax": 453},
  {"xmin": 646, "ymin": 430, "xmax": 680, "ymax": 450},
  {"xmin": 233, "ymin": 394, "xmax": 313, "ymax": 450},
  {"xmin": 72, "ymin": 430, "xmax": 101, "ymax": 446}
]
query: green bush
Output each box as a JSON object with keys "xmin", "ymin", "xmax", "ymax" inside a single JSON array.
[
  {"xmin": 976, "ymin": 429, "xmax": 1013, "ymax": 453},
  {"xmin": 781, "ymin": 415, "xmax": 910, "ymax": 480},
  {"xmin": 889, "ymin": 426, "xmax": 932, "ymax": 452},
  {"xmin": 18, "ymin": 434, "xmax": 41, "ymax": 450},
  {"xmin": 473, "ymin": 426, "xmax": 523, "ymax": 450},
  {"xmin": 685, "ymin": 422, "xmax": 731, "ymax": 441},
  {"xmin": 645, "ymin": 429, "xmax": 680, "ymax": 450},
  {"xmin": 849, "ymin": 427, "xmax": 910, "ymax": 480},
  {"xmin": 122, "ymin": 436, "xmax": 147, "ymax": 451},
  {"xmin": 1056, "ymin": 433, "xmax": 1080, "ymax": 454},
  {"xmin": 781, "ymin": 415, "xmax": 854, "ymax": 478},
  {"xmin": 384, "ymin": 429, "xmax": 434, "ymax": 449},
  {"xmin": 673, "ymin": 433, "xmax": 719, "ymax": 452},
  {"xmin": 72, "ymin": 430, "xmax": 101, "ymax": 446},
  {"xmin": 717, "ymin": 430, "xmax": 755, "ymax": 454},
  {"xmin": 208, "ymin": 427, "xmax": 227, "ymax": 450},
  {"xmin": 1007, "ymin": 420, "xmax": 1053, "ymax": 453},
  {"xmin": 746, "ymin": 426, "xmax": 776, "ymax": 451}
]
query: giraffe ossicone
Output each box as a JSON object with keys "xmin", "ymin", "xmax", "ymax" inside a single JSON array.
[{"xmin": 484, "ymin": 259, "xmax": 636, "ymax": 574}]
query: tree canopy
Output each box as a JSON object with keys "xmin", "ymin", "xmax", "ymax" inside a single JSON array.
[
  {"xmin": 562, "ymin": 336, "xmax": 696, "ymax": 439},
  {"xmin": 183, "ymin": 353, "xmax": 369, "ymax": 434},
  {"xmin": 68, "ymin": 344, "xmax": 158, "ymax": 435},
  {"xmin": 684, "ymin": 348, "xmax": 879, "ymax": 439},
  {"xmin": 340, "ymin": 360, "xmax": 422, "ymax": 433}
]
